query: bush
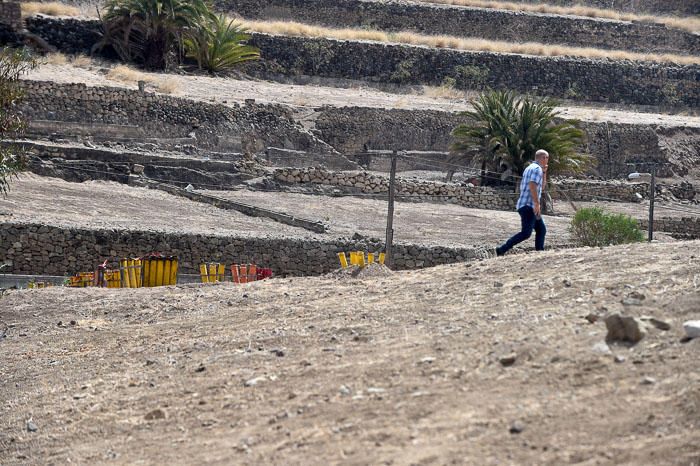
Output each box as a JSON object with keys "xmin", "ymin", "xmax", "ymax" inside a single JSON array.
[
  {"xmin": 569, "ymin": 207, "xmax": 645, "ymax": 247},
  {"xmin": 0, "ymin": 48, "xmax": 37, "ymax": 197}
]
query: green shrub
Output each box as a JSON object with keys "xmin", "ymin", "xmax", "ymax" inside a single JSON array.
[{"xmin": 569, "ymin": 207, "xmax": 644, "ymax": 247}]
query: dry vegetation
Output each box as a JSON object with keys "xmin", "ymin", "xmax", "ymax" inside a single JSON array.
[
  {"xmin": 416, "ymin": 0, "xmax": 700, "ymax": 33},
  {"xmin": 106, "ymin": 64, "xmax": 180, "ymax": 94},
  {"xmin": 20, "ymin": 1, "xmax": 81, "ymax": 17},
  {"xmin": 242, "ymin": 19, "xmax": 700, "ymax": 65}
]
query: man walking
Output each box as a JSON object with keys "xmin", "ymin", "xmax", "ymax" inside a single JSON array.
[{"xmin": 495, "ymin": 149, "xmax": 548, "ymax": 256}]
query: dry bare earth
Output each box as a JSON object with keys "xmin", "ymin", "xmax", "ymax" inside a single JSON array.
[
  {"xmin": 0, "ymin": 175, "xmax": 575, "ymax": 248},
  {"xmin": 1, "ymin": 241, "xmax": 699, "ymax": 465}
]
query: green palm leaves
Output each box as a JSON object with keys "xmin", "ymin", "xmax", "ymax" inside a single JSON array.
[
  {"xmin": 96, "ymin": 0, "xmax": 259, "ymax": 72},
  {"xmin": 451, "ymin": 90, "xmax": 591, "ymax": 179},
  {"xmin": 183, "ymin": 15, "xmax": 260, "ymax": 73}
]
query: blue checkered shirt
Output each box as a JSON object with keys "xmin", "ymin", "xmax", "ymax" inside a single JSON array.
[{"xmin": 516, "ymin": 161, "xmax": 544, "ymax": 210}]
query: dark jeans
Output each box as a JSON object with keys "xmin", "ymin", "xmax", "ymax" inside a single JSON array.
[{"xmin": 497, "ymin": 206, "xmax": 546, "ymax": 254}]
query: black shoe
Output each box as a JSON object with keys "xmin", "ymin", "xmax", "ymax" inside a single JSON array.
[{"xmin": 495, "ymin": 247, "xmax": 504, "ymax": 257}]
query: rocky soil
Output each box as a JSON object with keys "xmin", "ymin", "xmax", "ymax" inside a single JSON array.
[{"xmin": 1, "ymin": 241, "xmax": 699, "ymax": 465}]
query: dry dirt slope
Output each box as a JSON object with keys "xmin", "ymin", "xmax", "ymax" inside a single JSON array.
[{"xmin": 1, "ymin": 242, "xmax": 699, "ymax": 465}]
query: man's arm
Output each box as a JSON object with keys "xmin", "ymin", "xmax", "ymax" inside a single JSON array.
[{"xmin": 529, "ymin": 181, "xmax": 540, "ymax": 217}]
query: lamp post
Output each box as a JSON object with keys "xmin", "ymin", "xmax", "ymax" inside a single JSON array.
[{"xmin": 628, "ymin": 166, "xmax": 656, "ymax": 242}]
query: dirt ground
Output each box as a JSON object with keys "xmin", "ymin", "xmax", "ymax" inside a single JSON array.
[
  {"xmin": 1, "ymin": 241, "xmax": 699, "ymax": 465},
  {"xmin": 1, "ymin": 175, "xmax": 577, "ymax": 248},
  {"xmin": 26, "ymin": 63, "xmax": 700, "ymax": 128}
]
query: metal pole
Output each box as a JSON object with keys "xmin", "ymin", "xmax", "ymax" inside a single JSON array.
[
  {"xmin": 648, "ymin": 164, "xmax": 655, "ymax": 242},
  {"xmin": 385, "ymin": 150, "xmax": 397, "ymax": 268}
]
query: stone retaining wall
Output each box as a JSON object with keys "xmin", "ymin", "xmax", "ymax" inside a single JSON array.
[
  {"xmin": 215, "ymin": 0, "xmax": 700, "ymax": 56},
  {"xmin": 17, "ymin": 80, "xmax": 337, "ymax": 156},
  {"xmin": 245, "ymin": 34, "xmax": 699, "ymax": 108},
  {"xmin": 0, "ymin": 222, "xmax": 491, "ymax": 276},
  {"xmin": 271, "ymin": 167, "xmax": 650, "ymax": 209},
  {"xmin": 0, "ymin": 1, "xmax": 22, "ymax": 29},
  {"xmin": 24, "ymin": 17, "xmax": 700, "ymax": 108},
  {"xmin": 511, "ymin": 0, "xmax": 698, "ymax": 16},
  {"xmin": 639, "ymin": 217, "xmax": 700, "ymax": 240},
  {"xmin": 312, "ymin": 106, "xmax": 700, "ymax": 178}
]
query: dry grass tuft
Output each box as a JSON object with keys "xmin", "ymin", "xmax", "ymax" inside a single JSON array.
[
  {"xmin": 155, "ymin": 77, "xmax": 180, "ymax": 94},
  {"xmin": 421, "ymin": 84, "xmax": 469, "ymax": 100},
  {"xmin": 70, "ymin": 54, "xmax": 92, "ymax": 67},
  {"xmin": 21, "ymin": 2, "xmax": 81, "ymax": 17},
  {"xmin": 414, "ymin": 0, "xmax": 700, "ymax": 34},
  {"xmin": 107, "ymin": 65, "xmax": 179, "ymax": 94},
  {"xmin": 242, "ymin": 20, "xmax": 700, "ymax": 66},
  {"xmin": 44, "ymin": 52, "xmax": 68, "ymax": 65}
]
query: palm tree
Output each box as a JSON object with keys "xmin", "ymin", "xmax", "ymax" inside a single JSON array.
[
  {"xmin": 183, "ymin": 15, "xmax": 260, "ymax": 74},
  {"xmin": 450, "ymin": 90, "xmax": 591, "ymax": 187},
  {"xmin": 96, "ymin": 0, "xmax": 211, "ymax": 70}
]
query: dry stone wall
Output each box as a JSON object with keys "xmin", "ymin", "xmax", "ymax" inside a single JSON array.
[
  {"xmin": 312, "ymin": 106, "xmax": 700, "ymax": 178},
  {"xmin": 18, "ymin": 80, "xmax": 337, "ymax": 156},
  {"xmin": 215, "ymin": 0, "xmax": 700, "ymax": 56},
  {"xmin": 511, "ymin": 0, "xmax": 698, "ymax": 16},
  {"xmin": 0, "ymin": 222, "xmax": 491, "ymax": 276},
  {"xmin": 271, "ymin": 167, "xmax": 650, "ymax": 208},
  {"xmin": 638, "ymin": 217, "xmax": 700, "ymax": 240},
  {"xmin": 245, "ymin": 34, "xmax": 700, "ymax": 108},
  {"xmin": 0, "ymin": 1, "xmax": 22, "ymax": 29},
  {"xmin": 24, "ymin": 17, "xmax": 700, "ymax": 108}
]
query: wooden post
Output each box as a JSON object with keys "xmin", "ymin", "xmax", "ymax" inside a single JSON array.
[
  {"xmin": 385, "ymin": 150, "xmax": 398, "ymax": 268},
  {"xmin": 648, "ymin": 164, "xmax": 656, "ymax": 242}
]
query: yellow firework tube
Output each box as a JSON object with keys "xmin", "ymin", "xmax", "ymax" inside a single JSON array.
[
  {"xmin": 163, "ymin": 259, "xmax": 172, "ymax": 286},
  {"xmin": 200, "ymin": 263, "xmax": 208, "ymax": 283},
  {"xmin": 358, "ymin": 251, "xmax": 366, "ymax": 267},
  {"xmin": 134, "ymin": 260, "xmax": 142, "ymax": 288},
  {"xmin": 368, "ymin": 253, "xmax": 375, "ymax": 264},
  {"xmin": 217, "ymin": 263, "xmax": 225, "ymax": 282},
  {"xmin": 379, "ymin": 253, "xmax": 386, "ymax": 265},
  {"xmin": 156, "ymin": 259, "xmax": 165, "ymax": 286},
  {"xmin": 208, "ymin": 263, "xmax": 217, "ymax": 282},
  {"xmin": 170, "ymin": 258, "xmax": 178, "ymax": 285},
  {"xmin": 338, "ymin": 252, "xmax": 348, "ymax": 268},
  {"xmin": 120, "ymin": 260, "xmax": 129, "ymax": 288},
  {"xmin": 148, "ymin": 260, "xmax": 157, "ymax": 287}
]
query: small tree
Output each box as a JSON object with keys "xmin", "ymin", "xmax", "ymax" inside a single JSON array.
[
  {"xmin": 569, "ymin": 207, "xmax": 644, "ymax": 247},
  {"xmin": 183, "ymin": 15, "xmax": 260, "ymax": 74},
  {"xmin": 0, "ymin": 48, "xmax": 37, "ymax": 197},
  {"xmin": 450, "ymin": 90, "xmax": 591, "ymax": 186}
]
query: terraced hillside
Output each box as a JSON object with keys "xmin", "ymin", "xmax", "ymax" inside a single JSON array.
[{"xmin": 0, "ymin": 2, "xmax": 700, "ymax": 462}]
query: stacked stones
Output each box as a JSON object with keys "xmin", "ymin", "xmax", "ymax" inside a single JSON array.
[
  {"xmin": 24, "ymin": 16, "xmax": 700, "ymax": 108},
  {"xmin": 272, "ymin": 167, "xmax": 652, "ymax": 209},
  {"xmin": 18, "ymin": 81, "xmax": 335, "ymax": 155},
  {"xmin": 0, "ymin": 222, "xmax": 490, "ymax": 276},
  {"xmin": 216, "ymin": 0, "xmax": 699, "ymax": 55},
  {"xmin": 273, "ymin": 167, "xmax": 517, "ymax": 210}
]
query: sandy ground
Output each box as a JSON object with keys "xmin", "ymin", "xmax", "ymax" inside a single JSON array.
[
  {"xmin": 1, "ymin": 241, "xmax": 699, "ymax": 465},
  {"xmin": 25, "ymin": 63, "xmax": 700, "ymax": 128},
  {"xmin": 0, "ymin": 175, "xmax": 577, "ymax": 248}
]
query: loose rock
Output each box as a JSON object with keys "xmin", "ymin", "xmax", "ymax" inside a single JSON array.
[
  {"xmin": 144, "ymin": 409, "xmax": 166, "ymax": 421},
  {"xmin": 26, "ymin": 420, "xmax": 38, "ymax": 432},
  {"xmin": 499, "ymin": 353, "xmax": 517, "ymax": 366},
  {"xmin": 509, "ymin": 421, "xmax": 525, "ymax": 434},
  {"xmin": 682, "ymin": 321, "xmax": 700, "ymax": 339},
  {"xmin": 605, "ymin": 313, "xmax": 647, "ymax": 344}
]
